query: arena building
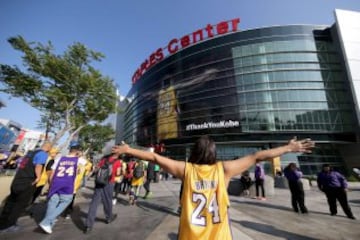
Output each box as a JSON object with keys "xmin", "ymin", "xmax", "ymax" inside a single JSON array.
[{"xmin": 120, "ymin": 9, "xmax": 360, "ymax": 175}]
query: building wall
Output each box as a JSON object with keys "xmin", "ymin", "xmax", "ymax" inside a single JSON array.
[
  {"xmin": 0, "ymin": 123, "xmax": 17, "ymax": 151},
  {"xmin": 335, "ymin": 9, "xmax": 360, "ymax": 126},
  {"xmin": 0, "ymin": 119, "xmax": 22, "ymax": 151},
  {"xmin": 338, "ymin": 143, "xmax": 360, "ymax": 168},
  {"xmin": 115, "ymin": 95, "xmax": 131, "ymax": 144},
  {"xmin": 123, "ymin": 20, "xmax": 360, "ymax": 175}
]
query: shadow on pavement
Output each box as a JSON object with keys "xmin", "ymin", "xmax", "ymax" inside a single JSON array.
[
  {"xmin": 136, "ymin": 201, "xmax": 179, "ymax": 217},
  {"xmin": 232, "ymin": 199, "xmax": 293, "ymax": 212},
  {"xmin": 113, "ymin": 197, "xmax": 130, "ymax": 206},
  {"xmin": 168, "ymin": 232, "xmax": 178, "ymax": 239},
  {"xmin": 27, "ymin": 202, "xmax": 46, "ymax": 223},
  {"xmin": 233, "ymin": 199, "xmax": 331, "ymax": 216},
  {"xmin": 233, "ymin": 220, "xmax": 319, "ymax": 240},
  {"xmin": 79, "ymin": 191, "xmax": 95, "ymax": 200},
  {"xmin": 84, "ymin": 185, "xmax": 95, "ymax": 191},
  {"xmin": 349, "ymin": 199, "xmax": 360, "ymax": 204},
  {"xmin": 69, "ymin": 205, "xmax": 87, "ymax": 231}
]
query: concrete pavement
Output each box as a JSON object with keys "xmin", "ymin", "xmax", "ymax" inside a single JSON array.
[{"xmin": 0, "ymin": 175, "xmax": 359, "ymax": 239}]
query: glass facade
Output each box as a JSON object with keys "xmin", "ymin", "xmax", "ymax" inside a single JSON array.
[
  {"xmin": 122, "ymin": 25, "xmax": 359, "ymax": 175},
  {"xmin": 232, "ymin": 39, "xmax": 354, "ymax": 133}
]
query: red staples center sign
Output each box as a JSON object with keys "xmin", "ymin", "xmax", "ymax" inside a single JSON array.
[{"xmin": 132, "ymin": 18, "xmax": 240, "ymax": 84}]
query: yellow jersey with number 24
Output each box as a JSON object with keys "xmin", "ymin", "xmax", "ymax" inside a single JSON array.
[{"xmin": 179, "ymin": 162, "xmax": 232, "ymax": 240}]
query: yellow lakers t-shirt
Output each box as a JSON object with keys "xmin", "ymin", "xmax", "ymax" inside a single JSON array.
[
  {"xmin": 179, "ymin": 162, "xmax": 232, "ymax": 240},
  {"xmin": 36, "ymin": 157, "xmax": 53, "ymax": 187}
]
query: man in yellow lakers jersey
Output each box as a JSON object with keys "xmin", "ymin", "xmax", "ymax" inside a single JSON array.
[{"xmin": 116, "ymin": 136, "xmax": 314, "ymax": 240}]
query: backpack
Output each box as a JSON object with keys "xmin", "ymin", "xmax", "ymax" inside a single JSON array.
[
  {"xmin": 133, "ymin": 161, "xmax": 144, "ymax": 178},
  {"xmin": 95, "ymin": 157, "xmax": 113, "ymax": 186}
]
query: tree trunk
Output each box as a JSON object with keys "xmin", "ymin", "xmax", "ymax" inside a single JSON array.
[
  {"xmin": 58, "ymin": 125, "xmax": 85, "ymax": 150},
  {"xmin": 84, "ymin": 148, "xmax": 90, "ymax": 155},
  {"xmin": 51, "ymin": 126, "xmax": 71, "ymax": 146}
]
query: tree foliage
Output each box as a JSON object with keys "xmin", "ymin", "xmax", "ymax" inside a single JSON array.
[
  {"xmin": 0, "ymin": 36, "xmax": 118, "ymax": 148},
  {"xmin": 78, "ymin": 123, "xmax": 115, "ymax": 154}
]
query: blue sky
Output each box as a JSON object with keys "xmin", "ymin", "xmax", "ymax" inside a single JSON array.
[{"xmin": 0, "ymin": 0, "xmax": 359, "ymax": 130}]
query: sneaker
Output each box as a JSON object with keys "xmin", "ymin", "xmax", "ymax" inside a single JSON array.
[
  {"xmin": 65, "ymin": 214, "xmax": 71, "ymax": 220},
  {"xmin": 261, "ymin": 197, "xmax": 267, "ymax": 201},
  {"xmin": 129, "ymin": 195, "xmax": 134, "ymax": 205},
  {"xmin": 83, "ymin": 227, "xmax": 92, "ymax": 234},
  {"xmin": 112, "ymin": 198, "xmax": 117, "ymax": 205},
  {"xmin": 143, "ymin": 191, "xmax": 153, "ymax": 199},
  {"xmin": 106, "ymin": 214, "xmax": 118, "ymax": 224},
  {"xmin": 39, "ymin": 223, "xmax": 52, "ymax": 234},
  {"xmin": 301, "ymin": 209, "xmax": 309, "ymax": 214}
]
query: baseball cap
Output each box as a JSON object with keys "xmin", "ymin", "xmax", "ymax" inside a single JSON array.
[{"xmin": 69, "ymin": 141, "xmax": 81, "ymax": 150}]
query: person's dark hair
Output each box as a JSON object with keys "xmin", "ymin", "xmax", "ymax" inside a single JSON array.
[
  {"xmin": 70, "ymin": 145, "xmax": 81, "ymax": 151},
  {"xmin": 322, "ymin": 164, "xmax": 330, "ymax": 168},
  {"xmin": 188, "ymin": 135, "xmax": 217, "ymax": 165},
  {"xmin": 288, "ymin": 162, "xmax": 297, "ymax": 169}
]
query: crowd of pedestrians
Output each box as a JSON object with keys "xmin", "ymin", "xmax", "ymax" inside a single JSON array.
[
  {"xmin": 0, "ymin": 141, "xmax": 166, "ymax": 234},
  {"xmin": 238, "ymin": 162, "xmax": 355, "ymax": 220},
  {"xmin": 0, "ymin": 142, "xmax": 52, "ymax": 232},
  {"xmin": 0, "ymin": 135, "xmax": 357, "ymax": 239}
]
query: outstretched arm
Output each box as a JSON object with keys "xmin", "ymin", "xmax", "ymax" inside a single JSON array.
[
  {"xmin": 116, "ymin": 144, "xmax": 186, "ymax": 180},
  {"xmin": 223, "ymin": 137, "xmax": 314, "ymax": 181}
]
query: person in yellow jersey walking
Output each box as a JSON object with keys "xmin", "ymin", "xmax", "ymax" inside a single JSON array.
[
  {"xmin": 115, "ymin": 136, "xmax": 314, "ymax": 240},
  {"xmin": 81, "ymin": 157, "xmax": 93, "ymax": 189},
  {"xmin": 129, "ymin": 159, "xmax": 146, "ymax": 205},
  {"xmin": 32, "ymin": 147, "xmax": 59, "ymax": 204}
]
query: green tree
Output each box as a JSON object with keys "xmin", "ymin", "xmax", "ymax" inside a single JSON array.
[
  {"xmin": 78, "ymin": 123, "xmax": 115, "ymax": 155},
  {"xmin": 0, "ymin": 36, "xmax": 117, "ymax": 149}
]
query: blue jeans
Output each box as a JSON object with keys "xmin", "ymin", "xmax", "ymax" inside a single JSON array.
[{"xmin": 40, "ymin": 194, "xmax": 73, "ymax": 228}]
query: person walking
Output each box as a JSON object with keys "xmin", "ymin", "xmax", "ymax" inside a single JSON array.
[
  {"xmin": 119, "ymin": 158, "xmax": 129, "ymax": 193},
  {"xmin": 121, "ymin": 158, "xmax": 135, "ymax": 193},
  {"xmin": 116, "ymin": 136, "xmax": 314, "ymax": 240},
  {"xmin": 129, "ymin": 159, "xmax": 146, "ymax": 205},
  {"xmin": 62, "ymin": 150, "xmax": 88, "ymax": 219},
  {"xmin": 143, "ymin": 152, "xmax": 155, "ymax": 199},
  {"xmin": 240, "ymin": 170, "xmax": 252, "ymax": 197},
  {"xmin": 154, "ymin": 163, "xmax": 160, "ymax": 182},
  {"xmin": 84, "ymin": 145, "xmax": 122, "ymax": 234},
  {"xmin": 317, "ymin": 164, "xmax": 356, "ymax": 219},
  {"xmin": 31, "ymin": 147, "xmax": 59, "ymax": 204},
  {"xmin": 255, "ymin": 163, "xmax": 266, "ymax": 200},
  {"xmin": 38, "ymin": 143, "xmax": 84, "ymax": 234},
  {"xmin": 112, "ymin": 156, "xmax": 125, "ymax": 205},
  {"xmin": 284, "ymin": 163, "xmax": 308, "ymax": 214},
  {"xmin": 0, "ymin": 142, "xmax": 52, "ymax": 232}
]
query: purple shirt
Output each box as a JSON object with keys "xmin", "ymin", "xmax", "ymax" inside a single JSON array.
[
  {"xmin": 255, "ymin": 164, "xmax": 265, "ymax": 180},
  {"xmin": 317, "ymin": 171, "xmax": 348, "ymax": 189},
  {"xmin": 284, "ymin": 169, "xmax": 303, "ymax": 182},
  {"xmin": 48, "ymin": 156, "xmax": 78, "ymax": 198}
]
